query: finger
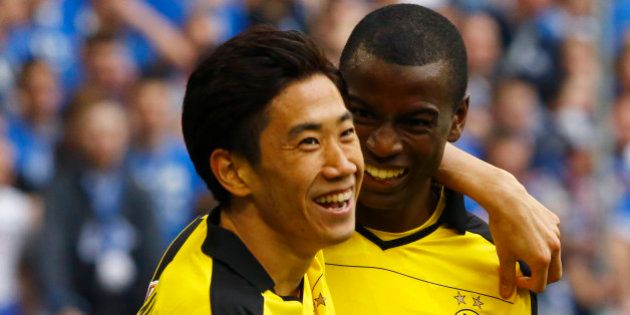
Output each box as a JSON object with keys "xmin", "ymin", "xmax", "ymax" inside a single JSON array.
[
  {"xmin": 546, "ymin": 245, "xmax": 562, "ymax": 284},
  {"xmin": 498, "ymin": 254, "xmax": 517, "ymax": 298},
  {"xmin": 516, "ymin": 260, "xmax": 549, "ymax": 292},
  {"xmin": 529, "ymin": 196, "xmax": 559, "ymax": 224}
]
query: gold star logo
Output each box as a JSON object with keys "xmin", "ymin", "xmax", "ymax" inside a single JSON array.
[
  {"xmin": 472, "ymin": 296, "xmax": 484, "ymax": 309},
  {"xmin": 313, "ymin": 292, "xmax": 327, "ymax": 309},
  {"xmin": 454, "ymin": 291, "xmax": 466, "ymax": 305}
]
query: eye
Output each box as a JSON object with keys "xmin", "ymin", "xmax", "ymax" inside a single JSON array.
[
  {"xmin": 299, "ymin": 137, "xmax": 320, "ymax": 148},
  {"xmin": 404, "ymin": 118, "xmax": 432, "ymax": 127},
  {"xmin": 340, "ymin": 127, "xmax": 355, "ymax": 139}
]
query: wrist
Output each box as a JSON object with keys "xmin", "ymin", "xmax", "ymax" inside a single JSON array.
[{"xmin": 479, "ymin": 167, "xmax": 524, "ymax": 216}]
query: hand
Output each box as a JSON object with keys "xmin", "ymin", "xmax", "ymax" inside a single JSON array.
[
  {"xmin": 487, "ymin": 176, "xmax": 562, "ymax": 298},
  {"xmin": 435, "ymin": 144, "xmax": 562, "ymax": 298}
]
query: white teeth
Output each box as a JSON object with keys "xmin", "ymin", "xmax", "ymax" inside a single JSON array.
[
  {"xmin": 365, "ymin": 165, "xmax": 405, "ymax": 180},
  {"xmin": 315, "ymin": 190, "xmax": 352, "ymax": 204}
]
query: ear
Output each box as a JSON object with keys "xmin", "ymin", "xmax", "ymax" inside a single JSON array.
[
  {"xmin": 209, "ymin": 149, "xmax": 252, "ymax": 198},
  {"xmin": 447, "ymin": 95, "xmax": 469, "ymax": 142}
]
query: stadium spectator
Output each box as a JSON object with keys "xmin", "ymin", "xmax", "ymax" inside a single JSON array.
[
  {"xmin": 6, "ymin": 59, "xmax": 62, "ymax": 192},
  {"xmin": 457, "ymin": 11, "xmax": 503, "ymax": 158},
  {"xmin": 0, "ymin": 134, "xmax": 41, "ymax": 315},
  {"xmin": 38, "ymin": 100, "xmax": 161, "ymax": 315},
  {"xmin": 610, "ymin": 90, "xmax": 630, "ymax": 314},
  {"xmin": 77, "ymin": 32, "xmax": 137, "ymax": 102},
  {"xmin": 310, "ymin": 0, "xmax": 370, "ymax": 64},
  {"xmin": 127, "ymin": 78, "xmax": 205, "ymax": 248}
]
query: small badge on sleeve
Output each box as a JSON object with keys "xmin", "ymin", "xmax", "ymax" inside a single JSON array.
[{"xmin": 145, "ymin": 280, "xmax": 159, "ymax": 300}]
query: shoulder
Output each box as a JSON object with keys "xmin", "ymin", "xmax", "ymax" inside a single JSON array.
[
  {"xmin": 151, "ymin": 216, "xmax": 209, "ymax": 281},
  {"xmin": 463, "ymin": 211, "xmax": 493, "ymax": 243},
  {"xmin": 140, "ymin": 216, "xmax": 214, "ymax": 313}
]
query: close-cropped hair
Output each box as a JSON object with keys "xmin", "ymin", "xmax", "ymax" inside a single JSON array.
[
  {"xmin": 182, "ymin": 25, "xmax": 345, "ymax": 205},
  {"xmin": 340, "ymin": 4, "xmax": 468, "ymax": 107}
]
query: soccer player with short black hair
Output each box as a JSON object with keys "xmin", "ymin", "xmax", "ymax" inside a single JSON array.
[
  {"xmin": 139, "ymin": 25, "xmax": 364, "ymax": 314},
  {"xmin": 324, "ymin": 4, "xmax": 538, "ymax": 314}
]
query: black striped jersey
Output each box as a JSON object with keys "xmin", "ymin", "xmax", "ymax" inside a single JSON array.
[
  {"xmin": 323, "ymin": 187, "xmax": 536, "ymax": 315},
  {"xmin": 138, "ymin": 209, "xmax": 335, "ymax": 315}
]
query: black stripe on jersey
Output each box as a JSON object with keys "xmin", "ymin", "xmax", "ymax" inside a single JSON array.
[
  {"xmin": 203, "ymin": 208, "xmax": 275, "ymax": 292},
  {"xmin": 354, "ymin": 188, "xmax": 467, "ymax": 250},
  {"xmin": 438, "ymin": 189, "xmax": 468, "ymax": 234},
  {"xmin": 211, "ymin": 259, "xmax": 265, "ymax": 314},
  {"xmin": 463, "ymin": 212, "xmax": 493, "ymax": 243},
  {"xmin": 325, "ymin": 263, "xmax": 514, "ymax": 305},
  {"xmin": 356, "ymin": 223, "xmax": 441, "ymax": 250},
  {"xmin": 531, "ymin": 291, "xmax": 538, "ymax": 315},
  {"xmin": 151, "ymin": 217, "xmax": 203, "ymax": 281}
]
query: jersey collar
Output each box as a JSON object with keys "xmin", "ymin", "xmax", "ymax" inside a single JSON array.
[
  {"xmin": 356, "ymin": 188, "xmax": 468, "ymax": 250},
  {"xmin": 202, "ymin": 207, "xmax": 275, "ymax": 292},
  {"xmin": 437, "ymin": 189, "xmax": 468, "ymax": 234}
]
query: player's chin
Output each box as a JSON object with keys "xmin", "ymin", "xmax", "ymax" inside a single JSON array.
[
  {"xmin": 357, "ymin": 189, "xmax": 406, "ymax": 212},
  {"xmin": 318, "ymin": 218, "xmax": 356, "ymax": 247}
]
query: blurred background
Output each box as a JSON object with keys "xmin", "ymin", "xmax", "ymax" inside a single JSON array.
[{"xmin": 0, "ymin": 0, "xmax": 628, "ymax": 314}]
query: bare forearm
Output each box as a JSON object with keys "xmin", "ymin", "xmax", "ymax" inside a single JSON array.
[{"xmin": 435, "ymin": 143, "xmax": 521, "ymax": 212}]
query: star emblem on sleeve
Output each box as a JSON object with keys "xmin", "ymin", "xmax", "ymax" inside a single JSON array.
[
  {"xmin": 454, "ymin": 291, "xmax": 466, "ymax": 305},
  {"xmin": 313, "ymin": 292, "xmax": 327, "ymax": 309},
  {"xmin": 472, "ymin": 295, "xmax": 484, "ymax": 309}
]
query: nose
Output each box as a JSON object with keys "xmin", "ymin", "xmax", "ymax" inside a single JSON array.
[
  {"xmin": 321, "ymin": 141, "xmax": 358, "ymax": 179},
  {"xmin": 366, "ymin": 123, "xmax": 403, "ymax": 158}
]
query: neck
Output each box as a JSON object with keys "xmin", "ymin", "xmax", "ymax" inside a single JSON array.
[
  {"xmin": 220, "ymin": 201, "xmax": 315, "ymax": 297},
  {"xmin": 357, "ymin": 180, "xmax": 437, "ymax": 233}
]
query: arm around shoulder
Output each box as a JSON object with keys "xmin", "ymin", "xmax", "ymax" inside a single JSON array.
[{"xmin": 435, "ymin": 143, "xmax": 562, "ymax": 298}]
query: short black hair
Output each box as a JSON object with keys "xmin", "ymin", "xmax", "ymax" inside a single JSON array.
[
  {"xmin": 182, "ymin": 25, "xmax": 344, "ymax": 206},
  {"xmin": 340, "ymin": 4, "xmax": 468, "ymax": 106}
]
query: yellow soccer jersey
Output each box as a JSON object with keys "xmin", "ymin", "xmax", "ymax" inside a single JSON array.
[
  {"xmin": 324, "ymin": 188, "xmax": 535, "ymax": 315},
  {"xmin": 138, "ymin": 209, "xmax": 334, "ymax": 315}
]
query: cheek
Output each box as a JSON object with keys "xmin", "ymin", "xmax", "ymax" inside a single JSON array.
[
  {"xmin": 261, "ymin": 159, "xmax": 315, "ymax": 199},
  {"xmin": 355, "ymin": 125, "xmax": 373, "ymax": 151},
  {"xmin": 408, "ymin": 134, "xmax": 445, "ymax": 163}
]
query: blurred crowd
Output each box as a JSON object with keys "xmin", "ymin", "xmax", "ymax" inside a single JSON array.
[{"xmin": 0, "ymin": 0, "xmax": 629, "ymax": 314}]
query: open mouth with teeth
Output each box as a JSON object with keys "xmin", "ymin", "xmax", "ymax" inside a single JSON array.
[
  {"xmin": 365, "ymin": 164, "xmax": 407, "ymax": 181},
  {"xmin": 314, "ymin": 189, "xmax": 353, "ymax": 210}
]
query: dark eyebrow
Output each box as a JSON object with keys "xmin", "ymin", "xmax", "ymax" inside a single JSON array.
[
  {"xmin": 346, "ymin": 94, "xmax": 373, "ymax": 108},
  {"xmin": 339, "ymin": 111, "xmax": 353, "ymax": 123},
  {"xmin": 287, "ymin": 111, "xmax": 353, "ymax": 140},
  {"xmin": 408, "ymin": 108, "xmax": 439, "ymax": 117},
  {"xmin": 288, "ymin": 123, "xmax": 321, "ymax": 140}
]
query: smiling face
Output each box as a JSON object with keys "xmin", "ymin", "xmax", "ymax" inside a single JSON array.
[
  {"xmin": 343, "ymin": 54, "xmax": 467, "ymax": 229},
  {"xmin": 243, "ymin": 74, "xmax": 364, "ymax": 250}
]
